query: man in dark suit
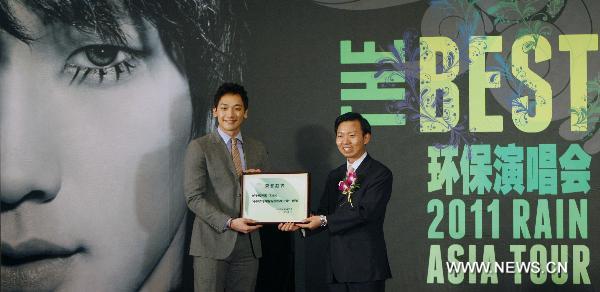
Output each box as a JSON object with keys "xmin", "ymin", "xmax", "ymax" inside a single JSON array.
[
  {"xmin": 184, "ymin": 83, "xmax": 268, "ymax": 292},
  {"xmin": 280, "ymin": 112, "xmax": 393, "ymax": 292}
]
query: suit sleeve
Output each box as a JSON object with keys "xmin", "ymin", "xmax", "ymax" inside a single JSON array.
[
  {"xmin": 183, "ymin": 140, "xmax": 230, "ymax": 233},
  {"xmin": 301, "ymin": 172, "xmax": 336, "ymax": 237},
  {"xmin": 326, "ymin": 169, "xmax": 393, "ymax": 235}
]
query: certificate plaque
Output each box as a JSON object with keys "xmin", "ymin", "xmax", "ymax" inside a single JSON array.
[{"xmin": 241, "ymin": 172, "xmax": 309, "ymax": 223}]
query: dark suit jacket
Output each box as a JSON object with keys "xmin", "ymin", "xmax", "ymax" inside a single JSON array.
[
  {"xmin": 184, "ymin": 131, "xmax": 268, "ymax": 259},
  {"xmin": 316, "ymin": 154, "xmax": 393, "ymax": 283}
]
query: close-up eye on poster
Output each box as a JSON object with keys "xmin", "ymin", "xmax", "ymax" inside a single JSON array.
[{"xmin": 0, "ymin": 0, "xmax": 598, "ymax": 291}]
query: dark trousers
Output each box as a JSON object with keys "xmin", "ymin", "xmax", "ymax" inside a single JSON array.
[
  {"xmin": 193, "ymin": 233, "xmax": 259, "ymax": 292},
  {"xmin": 328, "ymin": 280, "xmax": 385, "ymax": 292}
]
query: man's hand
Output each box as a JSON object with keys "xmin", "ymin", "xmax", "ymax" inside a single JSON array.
[
  {"xmin": 244, "ymin": 168, "xmax": 262, "ymax": 174},
  {"xmin": 295, "ymin": 215, "xmax": 321, "ymax": 230},
  {"xmin": 278, "ymin": 222, "xmax": 301, "ymax": 232},
  {"xmin": 230, "ymin": 218, "xmax": 262, "ymax": 234}
]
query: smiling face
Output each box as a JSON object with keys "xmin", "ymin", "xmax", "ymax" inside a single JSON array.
[
  {"xmin": 335, "ymin": 120, "xmax": 371, "ymax": 163},
  {"xmin": 212, "ymin": 93, "xmax": 248, "ymax": 137},
  {"xmin": 0, "ymin": 3, "xmax": 190, "ymax": 291}
]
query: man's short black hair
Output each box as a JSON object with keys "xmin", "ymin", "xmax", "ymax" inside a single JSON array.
[
  {"xmin": 213, "ymin": 82, "xmax": 249, "ymax": 109},
  {"xmin": 334, "ymin": 112, "xmax": 372, "ymax": 135}
]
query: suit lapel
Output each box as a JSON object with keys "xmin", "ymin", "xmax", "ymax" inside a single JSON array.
[
  {"xmin": 355, "ymin": 154, "xmax": 372, "ymax": 181},
  {"xmin": 334, "ymin": 164, "xmax": 348, "ymax": 205},
  {"xmin": 210, "ymin": 131, "xmax": 237, "ymax": 177},
  {"xmin": 336, "ymin": 155, "xmax": 372, "ymax": 206},
  {"xmin": 334, "ymin": 165, "xmax": 346, "ymax": 185}
]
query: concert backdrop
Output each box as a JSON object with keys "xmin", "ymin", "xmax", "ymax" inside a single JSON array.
[{"xmin": 1, "ymin": 0, "xmax": 599, "ymax": 291}]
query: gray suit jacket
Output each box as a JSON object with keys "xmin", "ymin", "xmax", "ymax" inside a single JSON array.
[{"xmin": 184, "ymin": 131, "xmax": 268, "ymax": 259}]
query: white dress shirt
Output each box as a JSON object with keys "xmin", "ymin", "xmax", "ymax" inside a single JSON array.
[{"xmin": 347, "ymin": 151, "xmax": 368, "ymax": 171}]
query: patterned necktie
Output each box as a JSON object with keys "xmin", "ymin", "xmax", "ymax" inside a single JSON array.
[{"xmin": 231, "ymin": 137, "xmax": 243, "ymax": 177}]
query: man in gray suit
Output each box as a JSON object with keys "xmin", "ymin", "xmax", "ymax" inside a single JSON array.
[{"xmin": 184, "ymin": 83, "xmax": 269, "ymax": 292}]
